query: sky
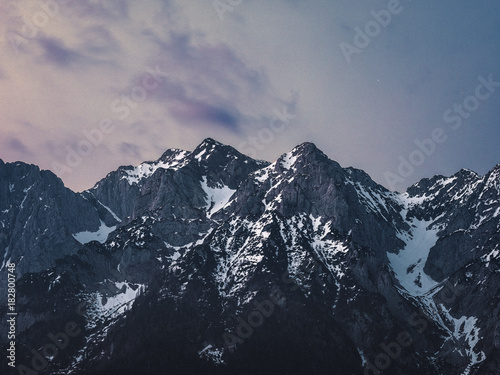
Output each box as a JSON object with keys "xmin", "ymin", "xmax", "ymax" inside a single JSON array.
[{"xmin": 0, "ymin": 0, "xmax": 499, "ymax": 192}]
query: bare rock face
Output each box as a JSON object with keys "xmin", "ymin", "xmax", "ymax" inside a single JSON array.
[
  {"xmin": 0, "ymin": 140, "xmax": 498, "ymax": 375},
  {"xmin": 405, "ymin": 166, "xmax": 500, "ymax": 281},
  {"xmin": 0, "ymin": 161, "xmax": 115, "ymax": 276}
]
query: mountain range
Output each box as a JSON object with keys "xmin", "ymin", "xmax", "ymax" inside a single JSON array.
[{"xmin": 0, "ymin": 138, "xmax": 499, "ymax": 375}]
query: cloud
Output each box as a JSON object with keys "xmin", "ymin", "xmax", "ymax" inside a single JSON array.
[
  {"xmin": 5, "ymin": 138, "xmax": 33, "ymax": 156},
  {"xmin": 37, "ymin": 36, "xmax": 82, "ymax": 67},
  {"xmin": 119, "ymin": 142, "xmax": 143, "ymax": 159},
  {"xmin": 78, "ymin": 25, "xmax": 121, "ymax": 56},
  {"xmin": 169, "ymin": 100, "xmax": 240, "ymax": 130},
  {"xmin": 128, "ymin": 29, "xmax": 278, "ymax": 133},
  {"xmin": 1, "ymin": 0, "xmax": 495, "ymax": 194},
  {"xmin": 69, "ymin": 0, "xmax": 129, "ymax": 20}
]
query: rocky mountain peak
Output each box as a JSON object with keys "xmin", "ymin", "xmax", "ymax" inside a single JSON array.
[
  {"xmin": 158, "ymin": 148, "xmax": 191, "ymax": 163},
  {"xmin": 191, "ymin": 138, "xmax": 243, "ymax": 164},
  {"xmin": 453, "ymin": 167, "xmax": 480, "ymax": 182},
  {"xmin": 188, "ymin": 139, "xmax": 269, "ymax": 189},
  {"xmin": 0, "ymin": 141, "xmax": 498, "ymax": 375},
  {"xmin": 273, "ymin": 141, "xmax": 336, "ymax": 176},
  {"xmin": 290, "ymin": 141, "xmax": 328, "ymax": 161},
  {"xmin": 485, "ymin": 163, "xmax": 500, "ymax": 187},
  {"xmin": 198, "ymin": 137, "xmax": 224, "ymax": 148},
  {"xmin": 293, "ymin": 141, "xmax": 319, "ymax": 153},
  {"xmin": 0, "ymin": 160, "xmax": 111, "ymax": 276}
]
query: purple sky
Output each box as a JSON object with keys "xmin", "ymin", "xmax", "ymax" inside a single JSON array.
[{"xmin": 1, "ymin": 0, "xmax": 499, "ymax": 192}]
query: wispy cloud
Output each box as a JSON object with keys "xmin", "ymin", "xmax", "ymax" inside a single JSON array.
[
  {"xmin": 0, "ymin": 0, "xmax": 498, "ymax": 192},
  {"xmin": 37, "ymin": 36, "xmax": 83, "ymax": 67},
  {"xmin": 68, "ymin": 0, "xmax": 129, "ymax": 20},
  {"xmin": 119, "ymin": 142, "xmax": 143, "ymax": 159},
  {"xmin": 5, "ymin": 138, "xmax": 33, "ymax": 157},
  {"xmin": 78, "ymin": 25, "xmax": 121, "ymax": 56},
  {"xmin": 169, "ymin": 99, "xmax": 240, "ymax": 130}
]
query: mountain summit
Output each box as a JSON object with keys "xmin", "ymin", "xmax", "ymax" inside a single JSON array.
[{"xmin": 0, "ymin": 139, "xmax": 499, "ymax": 375}]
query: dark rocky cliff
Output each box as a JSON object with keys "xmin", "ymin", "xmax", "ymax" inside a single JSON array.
[{"xmin": 0, "ymin": 139, "xmax": 498, "ymax": 375}]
